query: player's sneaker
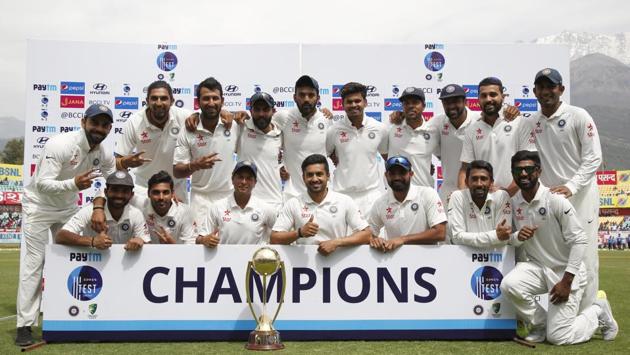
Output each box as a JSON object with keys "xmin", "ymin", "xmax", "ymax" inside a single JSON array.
[
  {"xmin": 595, "ymin": 298, "xmax": 618, "ymax": 341},
  {"xmin": 524, "ymin": 325, "xmax": 546, "ymax": 343},
  {"xmin": 15, "ymin": 326, "xmax": 34, "ymax": 347}
]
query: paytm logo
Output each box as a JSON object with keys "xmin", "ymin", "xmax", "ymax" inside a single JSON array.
[
  {"xmin": 384, "ymin": 98, "xmax": 402, "ymax": 111},
  {"xmin": 332, "ymin": 85, "xmax": 343, "ymax": 98},
  {"xmin": 514, "ymin": 99, "xmax": 538, "ymax": 112},
  {"xmin": 60, "ymin": 81, "xmax": 85, "ymax": 95},
  {"xmin": 463, "ymin": 85, "xmax": 478, "ymax": 98},
  {"xmin": 115, "ymin": 97, "xmax": 139, "ymax": 110}
]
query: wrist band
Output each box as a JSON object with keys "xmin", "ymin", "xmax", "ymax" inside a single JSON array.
[{"xmin": 93, "ymin": 206, "xmax": 104, "ymax": 210}]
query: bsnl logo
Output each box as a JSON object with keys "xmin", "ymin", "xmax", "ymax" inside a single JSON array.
[
  {"xmin": 69, "ymin": 252, "xmax": 102, "ymax": 262},
  {"xmin": 472, "ymin": 252, "xmax": 502, "ymax": 263}
]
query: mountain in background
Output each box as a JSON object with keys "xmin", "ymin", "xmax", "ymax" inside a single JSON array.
[{"xmin": 533, "ymin": 31, "xmax": 630, "ymax": 170}]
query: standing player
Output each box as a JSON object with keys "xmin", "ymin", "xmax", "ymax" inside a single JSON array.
[
  {"xmin": 368, "ymin": 156, "xmax": 446, "ymax": 252},
  {"xmin": 517, "ymin": 68, "xmax": 602, "ymax": 308},
  {"xmin": 115, "ymin": 81, "xmax": 191, "ymax": 205},
  {"xmin": 271, "ymin": 154, "xmax": 371, "ymax": 255},
  {"xmin": 196, "ymin": 161, "xmax": 276, "ymax": 246},
  {"xmin": 386, "ymin": 88, "xmax": 439, "ymax": 188},
  {"xmin": 448, "ymin": 160, "xmax": 513, "ymax": 247},
  {"xmin": 275, "ymin": 75, "xmax": 331, "ymax": 201},
  {"xmin": 326, "ymin": 82, "xmax": 388, "ymax": 214},
  {"xmin": 237, "ymin": 92, "xmax": 283, "ymax": 209},
  {"xmin": 458, "ymin": 77, "xmax": 533, "ymax": 195},
  {"xmin": 173, "ymin": 77, "xmax": 240, "ymax": 223},
  {"xmin": 55, "ymin": 170, "xmax": 150, "ymax": 249},
  {"xmin": 501, "ymin": 150, "xmax": 617, "ymax": 344},
  {"xmin": 15, "ymin": 104, "xmax": 116, "ymax": 346},
  {"xmin": 143, "ymin": 171, "xmax": 195, "ymax": 244}
]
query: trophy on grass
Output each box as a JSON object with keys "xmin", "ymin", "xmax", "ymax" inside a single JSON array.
[{"xmin": 245, "ymin": 247, "xmax": 287, "ymax": 350}]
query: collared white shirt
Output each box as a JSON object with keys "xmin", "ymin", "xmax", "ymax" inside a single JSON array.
[
  {"xmin": 387, "ymin": 120, "xmax": 439, "ymax": 187},
  {"xmin": 24, "ymin": 129, "xmax": 115, "ymax": 210},
  {"xmin": 326, "ymin": 115, "xmax": 388, "ymax": 193},
  {"xmin": 237, "ymin": 119, "xmax": 283, "ymax": 207},
  {"xmin": 115, "ymin": 106, "xmax": 191, "ymax": 193},
  {"xmin": 461, "ymin": 114, "xmax": 534, "ymax": 188},
  {"xmin": 368, "ymin": 185, "xmax": 446, "ymax": 241},
  {"xmin": 142, "ymin": 199, "xmax": 195, "ymax": 244},
  {"xmin": 273, "ymin": 190, "xmax": 369, "ymax": 244},
  {"xmin": 517, "ymin": 102, "xmax": 602, "ymax": 195},
  {"xmin": 173, "ymin": 116, "xmax": 240, "ymax": 194},
  {"xmin": 429, "ymin": 108, "xmax": 478, "ymax": 201},
  {"xmin": 62, "ymin": 203, "xmax": 150, "ymax": 244},
  {"xmin": 197, "ymin": 194, "xmax": 276, "ymax": 245},
  {"xmin": 511, "ymin": 184, "xmax": 587, "ymax": 286},
  {"xmin": 274, "ymin": 108, "xmax": 330, "ymax": 198},
  {"xmin": 447, "ymin": 189, "xmax": 512, "ymax": 247}
]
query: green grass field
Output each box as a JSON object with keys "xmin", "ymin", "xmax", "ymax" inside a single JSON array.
[{"xmin": 0, "ymin": 249, "xmax": 628, "ymax": 354}]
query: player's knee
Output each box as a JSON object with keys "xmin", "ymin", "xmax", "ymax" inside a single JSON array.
[
  {"xmin": 547, "ymin": 324, "xmax": 572, "ymax": 345},
  {"xmin": 500, "ymin": 273, "xmax": 518, "ymax": 298}
]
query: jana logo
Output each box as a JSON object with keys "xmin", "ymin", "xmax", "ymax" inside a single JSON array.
[
  {"xmin": 67, "ymin": 265, "xmax": 103, "ymax": 301},
  {"xmin": 470, "ymin": 266, "xmax": 503, "ymax": 300},
  {"xmin": 424, "ymin": 51, "xmax": 445, "ymax": 72},
  {"xmin": 156, "ymin": 51, "xmax": 178, "ymax": 72}
]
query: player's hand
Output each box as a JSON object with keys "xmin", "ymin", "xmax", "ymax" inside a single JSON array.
[
  {"xmin": 220, "ymin": 110, "xmax": 234, "ymax": 130},
  {"xmin": 317, "ymin": 240, "xmax": 338, "ymax": 256},
  {"xmin": 503, "ymin": 105, "xmax": 521, "ymax": 122},
  {"xmin": 384, "ymin": 237, "xmax": 405, "ymax": 251},
  {"xmin": 550, "ymin": 185, "xmax": 572, "ymax": 198},
  {"xmin": 279, "ymin": 166, "xmax": 290, "ymax": 181},
  {"xmin": 329, "ymin": 151, "xmax": 339, "ymax": 167},
  {"xmin": 93, "ymin": 230, "xmax": 113, "ymax": 250},
  {"xmin": 193, "ymin": 152, "xmax": 221, "ymax": 170},
  {"xmin": 171, "ymin": 192, "xmax": 182, "ymax": 205},
  {"xmin": 300, "ymin": 215, "xmax": 319, "ymax": 237},
  {"xmin": 185, "ymin": 112, "xmax": 200, "ymax": 132},
  {"xmin": 74, "ymin": 169, "xmax": 99, "ymax": 190},
  {"xmin": 156, "ymin": 226, "xmax": 176, "ymax": 244},
  {"xmin": 369, "ymin": 236, "xmax": 388, "ymax": 252},
  {"xmin": 121, "ymin": 151, "xmax": 152, "ymax": 168},
  {"xmin": 90, "ymin": 205, "xmax": 108, "ymax": 233},
  {"xmin": 389, "ymin": 111, "xmax": 404, "ymax": 125},
  {"xmin": 321, "ymin": 108, "xmax": 333, "ymax": 119},
  {"xmin": 489, "ymin": 183, "xmax": 499, "ymax": 192},
  {"xmin": 234, "ymin": 111, "xmax": 250, "ymax": 124},
  {"xmin": 198, "ymin": 231, "xmax": 220, "ymax": 248},
  {"xmin": 124, "ymin": 237, "xmax": 145, "ymax": 251},
  {"xmin": 517, "ymin": 225, "xmax": 538, "ymax": 241},
  {"xmin": 549, "ymin": 279, "xmax": 571, "ymax": 304},
  {"xmin": 496, "ymin": 219, "xmax": 511, "ymax": 241}
]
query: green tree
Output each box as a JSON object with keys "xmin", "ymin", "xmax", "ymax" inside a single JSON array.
[{"xmin": 0, "ymin": 138, "xmax": 24, "ymax": 165}]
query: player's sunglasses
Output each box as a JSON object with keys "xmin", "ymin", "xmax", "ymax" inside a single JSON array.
[
  {"xmin": 511, "ymin": 166, "xmax": 538, "ymax": 175},
  {"xmin": 385, "ymin": 156, "xmax": 412, "ymax": 170}
]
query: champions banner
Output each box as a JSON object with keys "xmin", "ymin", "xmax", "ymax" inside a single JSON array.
[{"xmin": 43, "ymin": 245, "xmax": 516, "ymax": 341}]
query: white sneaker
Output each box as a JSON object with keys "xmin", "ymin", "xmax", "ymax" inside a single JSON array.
[
  {"xmin": 524, "ymin": 325, "xmax": 546, "ymax": 343},
  {"xmin": 595, "ymin": 298, "xmax": 618, "ymax": 341}
]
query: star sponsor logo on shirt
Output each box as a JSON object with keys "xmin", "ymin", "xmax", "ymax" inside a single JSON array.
[
  {"xmin": 475, "ymin": 128, "xmax": 484, "ymax": 140},
  {"xmin": 515, "ymin": 207, "xmax": 525, "ymax": 221},
  {"xmin": 394, "ymin": 126, "xmax": 404, "ymax": 138},
  {"xmin": 292, "ymin": 120, "xmax": 301, "ymax": 133},
  {"xmin": 301, "ymin": 205, "xmax": 311, "ymax": 218},
  {"xmin": 69, "ymin": 153, "xmax": 80, "ymax": 166},
  {"xmin": 196, "ymin": 133, "xmax": 207, "ymax": 147},
  {"xmin": 339, "ymin": 131, "xmax": 350, "ymax": 143},
  {"xmin": 385, "ymin": 206, "xmax": 395, "ymax": 220},
  {"xmin": 223, "ymin": 209, "xmax": 231, "ymax": 222},
  {"xmin": 140, "ymin": 131, "xmax": 151, "ymax": 144},
  {"xmin": 534, "ymin": 121, "xmax": 543, "ymax": 134},
  {"xmin": 441, "ymin": 123, "xmax": 450, "ymax": 136},
  {"xmin": 247, "ymin": 129, "xmax": 257, "ymax": 139}
]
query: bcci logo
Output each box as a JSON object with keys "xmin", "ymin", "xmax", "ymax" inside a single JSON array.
[
  {"xmin": 470, "ymin": 266, "xmax": 503, "ymax": 300},
  {"xmin": 67, "ymin": 265, "xmax": 103, "ymax": 301}
]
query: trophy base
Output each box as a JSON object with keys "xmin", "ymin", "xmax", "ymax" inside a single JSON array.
[{"xmin": 245, "ymin": 330, "xmax": 284, "ymax": 350}]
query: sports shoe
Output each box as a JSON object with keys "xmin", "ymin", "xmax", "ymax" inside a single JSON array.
[
  {"xmin": 524, "ymin": 325, "xmax": 546, "ymax": 343},
  {"xmin": 15, "ymin": 326, "xmax": 34, "ymax": 347},
  {"xmin": 595, "ymin": 298, "xmax": 618, "ymax": 341}
]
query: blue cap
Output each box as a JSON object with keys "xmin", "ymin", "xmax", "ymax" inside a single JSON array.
[
  {"xmin": 233, "ymin": 160, "xmax": 258, "ymax": 178},
  {"xmin": 535, "ymin": 68, "xmax": 563, "ymax": 85},
  {"xmin": 249, "ymin": 92, "xmax": 275, "ymax": 108},
  {"xmin": 85, "ymin": 104, "xmax": 113, "ymax": 122},
  {"xmin": 439, "ymin": 84, "xmax": 466, "ymax": 99},
  {"xmin": 385, "ymin": 156, "xmax": 412, "ymax": 172}
]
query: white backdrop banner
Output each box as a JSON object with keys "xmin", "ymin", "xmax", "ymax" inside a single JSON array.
[
  {"xmin": 43, "ymin": 245, "xmax": 516, "ymax": 341},
  {"xmin": 24, "ymin": 40, "xmax": 569, "ymax": 196}
]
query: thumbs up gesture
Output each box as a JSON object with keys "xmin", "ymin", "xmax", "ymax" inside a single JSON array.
[{"xmin": 299, "ymin": 215, "xmax": 319, "ymax": 238}]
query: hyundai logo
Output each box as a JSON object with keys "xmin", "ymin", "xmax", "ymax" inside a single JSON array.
[
  {"xmin": 37, "ymin": 137, "xmax": 49, "ymax": 144},
  {"xmin": 366, "ymin": 85, "xmax": 377, "ymax": 93},
  {"xmin": 93, "ymin": 83, "xmax": 108, "ymax": 91},
  {"xmin": 119, "ymin": 111, "xmax": 133, "ymax": 119},
  {"xmin": 225, "ymin": 85, "xmax": 239, "ymax": 93}
]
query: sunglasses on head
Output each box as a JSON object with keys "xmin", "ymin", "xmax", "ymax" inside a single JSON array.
[
  {"xmin": 511, "ymin": 166, "xmax": 538, "ymax": 175},
  {"xmin": 386, "ymin": 156, "xmax": 411, "ymax": 170}
]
